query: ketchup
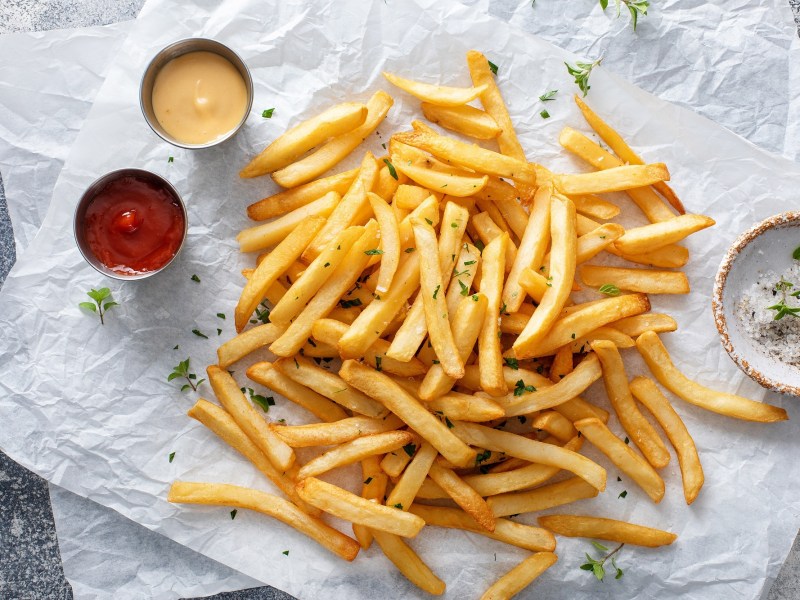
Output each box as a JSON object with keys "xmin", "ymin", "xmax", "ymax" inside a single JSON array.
[{"xmin": 82, "ymin": 175, "xmax": 185, "ymax": 275}]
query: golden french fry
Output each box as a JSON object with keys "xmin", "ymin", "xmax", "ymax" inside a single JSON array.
[
  {"xmin": 381, "ymin": 445, "xmax": 415, "ymax": 478},
  {"xmin": 270, "ymin": 221, "xmax": 379, "ymax": 356},
  {"xmin": 426, "ymin": 392, "xmax": 505, "ymax": 422},
  {"xmin": 570, "ymin": 326, "xmax": 634, "ymax": 353},
  {"xmin": 429, "ymin": 462, "xmax": 496, "ymax": 532},
  {"xmin": 487, "ymin": 477, "xmax": 600, "ymax": 517},
  {"xmin": 513, "ymin": 293, "xmax": 651, "ymax": 358},
  {"xmin": 270, "ymin": 226, "xmax": 364, "ymax": 327},
  {"xmin": 234, "ymin": 216, "xmax": 325, "ymax": 332},
  {"xmin": 383, "ymin": 71, "xmax": 487, "ymax": 106},
  {"xmin": 374, "ymin": 162, "xmax": 405, "ymax": 200},
  {"xmin": 475, "ymin": 178, "xmax": 529, "ymax": 240},
  {"xmin": 591, "ymin": 340, "xmax": 670, "ymax": 469},
  {"xmin": 246, "ymin": 361, "xmax": 348, "ymax": 423},
  {"xmin": 478, "ymin": 233, "xmax": 509, "ymax": 396},
  {"xmin": 573, "ymin": 417, "xmax": 665, "ymax": 503},
  {"xmin": 296, "ymin": 477, "xmax": 425, "ymax": 538},
  {"xmin": 297, "ymin": 430, "xmax": 414, "ymax": 479},
  {"xmin": 480, "ymin": 552, "xmax": 558, "ymax": 600},
  {"xmin": 241, "ymin": 102, "xmax": 368, "ymax": 177},
  {"xmin": 452, "ymin": 422, "xmax": 606, "ymax": 491},
  {"xmin": 502, "ymin": 353, "xmax": 603, "ymax": 416},
  {"xmin": 394, "ymin": 184, "xmax": 430, "ymax": 210},
  {"xmin": 575, "ymin": 223, "xmax": 625, "ymax": 263},
  {"xmin": 555, "ymin": 163, "xmax": 669, "ymax": 196},
  {"xmin": 580, "ymin": 264, "xmax": 689, "ymax": 295},
  {"xmin": 386, "ymin": 442, "xmax": 439, "ymax": 510},
  {"xmin": 614, "ymin": 214, "xmax": 715, "ymax": 255},
  {"xmin": 272, "ymin": 91, "xmax": 393, "ymax": 188},
  {"xmin": 398, "ymin": 194, "xmax": 440, "ymax": 251},
  {"xmin": 466, "ymin": 50, "xmax": 526, "ymax": 160},
  {"xmin": 272, "ymin": 415, "xmax": 404, "ymax": 449},
  {"xmin": 472, "ymin": 212, "xmax": 517, "ymax": 269},
  {"xmin": 169, "ymin": 482, "xmax": 359, "ymax": 561},
  {"xmin": 549, "ymin": 345, "xmax": 574, "ymax": 382},
  {"xmin": 571, "ymin": 194, "xmax": 620, "ymax": 221},
  {"xmin": 368, "ymin": 192, "xmax": 401, "ymax": 293},
  {"xmin": 207, "ymin": 365, "xmax": 295, "ymax": 472},
  {"xmin": 410, "ymin": 504, "xmax": 555, "ymax": 552},
  {"xmin": 612, "ymin": 313, "xmax": 677, "ymax": 337},
  {"xmin": 636, "ymin": 330, "xmax": 788, "ymax": 422},
  {"xmin": 516, "ymin": 269, "xmax": 548, "ymax": 305},
  {"xmin": 371, "ymin": 529, "xmax": 446, "ymax": 595},
  {"xmin": 394, "ymin": 159, "xmax": 488, "ymax": 197},
  {"xmin": 537, "ymin": 514, "xmax": 677, "ymax": 547},
  {"xmin": 247, "ymin": 168, "xmax": 358, "ymax": 221},
  {"xmin": 421, "ymin": 103, "xmax": 501, "ymax": 139},
  {"xmin": 353, "ymin": 455, "xmax": 389, "ymax": 549},
  {"xmin": 554, "ymin": 396, "xmax": 610, "ymax": 424},
  {"xmin": 532, "ymin": 411, "xmax": 577, "ymax": 443},
  {"xmin": 217, "ymin": 323, "xmax": 285, "ymax": 368},
  {"xmin": 630, "ymin": 376, "xmax": 704, "ymax": 504},
  {"xmin": 445, "ymin": 243, "xmax": 481, "ymax": 315},
  {"xmin": 340, "ymin": 360, "xmax": 476, "ymax": 467}
]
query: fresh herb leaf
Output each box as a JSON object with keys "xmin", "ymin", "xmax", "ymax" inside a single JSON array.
[
  {"xmin": 262, "ymin": 108, "xmax": 275, "ymax": 118},
  {"xmin": 513, "ymin": 379, "xmax": 536, "ymax": 396},
  {"xmin": 383, "ymin": 159, "xmax": 398, "ymax": 180},
  {"xmin": 475, "ymin": 449, "xmax": 492, "ymax": 464},
  {"xmin": 458, "ymin": 280, "xmax": 470, "ymax": 296},
  {"xmin": 191, "ymin": 274, "xmax": 200, "ymax": 283},
  {"xmin": 230, "ymin": 509, "xmax": 238, "ymax": 520},
  {"xmin": 580, "ymin": 542, "xmax": 625, "ymax": 582},
  {"xmin": 375, "ymin": 356, "xmax": 383, "ymax": 372},
  {"xmin": 445, "ymin": 416, "xmax": 454, "ymax": 429},
  {"xmin": 364, "ymin": 249, "xmax": 384, "ymax": 256},
  {"xmin": 433, "ymin": 284, "xmax": 441, "ymax": 300},
  {"xmin": 487, "ymin": 59, "xmax": 499, "ymax": 75},
  {"xmin": 168, "ymin": 452, "xmax": 176, "ymax": 463},
  {"xmin": 216, "ymin": 313, "xmax": 226, "ymax": 319},
  {"xmin": 169, "ymin": 358, "xmax": 202, "ymax": 392},
  {"xmin": 793, "ymin": 246, "xmax": 800, "ymax": 260},
  {"xmin": 402, "ymin": 443, "xmax": 417, "ymax": 457},
  {"xmin": 339, "ymin": 298, "xmax": 363, "ymax": 309},
  {"xmin": 192, "ymin": 328, "xmax": 208, "ymax": 339},
  {"xmin": 79, "ymin": 287, "xmax": 118, "ymax": 325},
  {"xmin": 540, "ymin": 109, "xmax": 550, "ymax": 119},
  {"xmin": 565, "ymin": 58, "xmax": 603, "ymax": 97},
  {"xmin": 393, "ymin": 503, "xmax": 403, "ymax": 509},
  {"xmin": 282, "ymin": 550, "xmax": 289, "ymax": 555},
  {"xmin": 539, "ymin": 89, "xmax": 558, "ymax": 102},
  {"xmin": 504, "ymin": 357, "xmax": 519, "ymax": 370},
  {"xmin": 618, "ymin": 490, "xmax": 628, "ymax": 498},
  {"xmin": 599, "ymin": 283, "xmax": 621, "ymax": 296}
]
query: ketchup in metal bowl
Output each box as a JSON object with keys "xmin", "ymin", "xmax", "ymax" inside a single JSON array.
[{"xmin": 75, "ymin": 169, "xmax": 187, "ymax": 278}]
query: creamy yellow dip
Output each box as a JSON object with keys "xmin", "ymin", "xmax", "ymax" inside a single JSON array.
[{"xmin": 152, "ymin": 51, "xmax": 247, "ymax": 145}]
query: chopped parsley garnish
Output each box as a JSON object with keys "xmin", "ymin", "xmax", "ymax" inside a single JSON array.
[
  {"xmin": 539, "ymin": 89, "xmax": 558, "ymax": 102},
  {"xmin": 504, "ymin": 357, "xmax": 519, "ymax": 370},
  {"xmin": 383, "ymin": 159, "xmax": 398, "ymax": 180},
  {"xmin": 599, "ymin": 283, "xmax": 621, "ymax": 296},
  {"xmin": 262, "ymin": 108, "xmax": 275, "ymax": 118},
  {"xmin": 513, "ymin": 379, "xmax": 536, "ymax": 396},
  {"xmin": 487, "ymin": 59, "xmax": 499, "ymax": 75}
]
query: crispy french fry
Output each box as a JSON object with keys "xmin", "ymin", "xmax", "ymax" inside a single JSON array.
[
  {"xmin": 426, "ymin": 392, "xmax": 504, "ymax": 422},
  {"xmin": 296, "ymin": 477, "xmax": 425, "ymax": 538},
  {"xmin": 549, "ymin": 346, "xmax": 574, "ymax": 383},
  {"xmin": 394, "ymin": 160, "xmax": 489, "ymax": 197},
  {"xmin": 516, "ymin": 269, "xmax": 548, "ymax": 305},
  {"xmin": 382, "ymin": 446, "xmax": 415, "ymax": 478},
  {"xmin": 353, "ymin": 455, "xmax": 388, "ymax": 549},
  {"xmin": 235, "ymin": 216, "xmax": 325, "ymax": 332},
  {"xmin": 537, "ymin": 514, "xmax": 677, "ymax": 547},
  {"xmin": 580, "ymin": 265, "xmax": 689, "ymax": 295},
  {"xmin": 386, "ymin": 442, "xmax": 439, "ymax": 510},
  {"xmin": 368, "ymin": 193, "xmax": 401, "ymax": 293},
  {"xmin": 247, "ymin": 169, "xmax": 358, "ymax": 221},
  {"xmin": 574, "ymin": 417, "xmax": 665, "ymax": 503},
  {"xmin": 487, "ymin": 477, "xmax": 600, "ymax": 517},
  {"xmin": 217, "ymin": 323, "xmax": 285, "ymax": 368},
  {"xmin": 394, "ymin": 184, "xmax": 430, "ymax": 210},
  {"xmin": 555, "ymin": 163, "xmax": 669, "ymax": 196},
  {"xmin": 445, "ymin": 243, "xmax": 481, "ymax": 315},
  {"xmin": 383, "ymin": 71, "xmax": 487, "ymax": 106},
  {"xmin": 452, "ymin": 422, "xmax": 606, "ymax": 491},
  {"xmin": 574, "ymin": 223, "xmax": 625, "ymax": 264},
  {"xmin": 429, "ymin": 462, "xmax": 496, "ymax": 532},
  {"xmin": 340, "ymin": 360, "xmax": 477, "ymax": 467},
  {"xmin": 614, "ymin": 214, "xmax": 714, "ymax": 255},
  {"xmin": 591, "ymin": 340, "xmax": 670, "ymax": 469},
  {"xmin": 571, "ymin": 194, "xmax": 620, "ymax": 221},
  {"xmin": 480, "ymin": 552, "xmax": 558, "ymax": 600},
  {"xmin": 636, "ymin": 330, "xmax": 788, "ymax": 422},
  {"xmin": 374, "ymin": 162, "xmax": 405, "ymax": 200},
  {"xmin": 475, "ymin": 178, "xmax": 529, "ymax": 240},
  {"xmin": 479, "ymin": 233, "xmax": 509, "ymax": 396},
  {"xmin": 472, "ymin": 212, "xmax": 517, "ymax": 268},
  {"xmin": 272, "ymin": 415, "xmax": 404, "ymax": 448},
  {"xmin": 421, "ymin": 103, "xmax": 501, "ymax": 139},
  {"xmin": 371, "ymin": 530, "xmax": 446, "ymax": 595},
  {"xmin": 169, "ymin": 482, "xmax": 359, "ymax": 560},
  {"xmin": 612, "ymin": 313, "xmax": 677, "ymax": 337},
  {"xmin": 241, "ymin": 102, "xmax": 368, "ymax": 177},
  {"xmin": 272, "ymin": 91, "xmax": 393, "ymax": 188},
  {"xmin": 630, "ymin": 376, "xmax": 704, "ymax": 504},
  {"xmin": 570, "ymin": 326, "xmax": 634, "ymax": 353},
  {"xmin": 532, "ymin": 411, "xmax": 577, "ymax": 442},
  {"xmin": 297, "ymin": 430, "xmax": 414, "ymax": 479}
]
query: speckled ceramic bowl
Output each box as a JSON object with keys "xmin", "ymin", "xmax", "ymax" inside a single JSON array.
[{"xmin": 712, "ymin": 211, "xmax": 800, "ymax": 396}]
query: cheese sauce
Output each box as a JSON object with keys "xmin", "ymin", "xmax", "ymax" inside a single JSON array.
[{"xmin": 152, "ymin": 51, "xmax": 248, "ymax": 145}]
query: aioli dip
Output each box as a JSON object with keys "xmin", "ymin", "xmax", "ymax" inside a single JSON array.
[{"xmin": 152, "ymin": 50, "xmax": 248, "ymax": 145}]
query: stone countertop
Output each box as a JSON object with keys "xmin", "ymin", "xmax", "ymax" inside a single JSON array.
[{"xmin": 1, "ymin": 2, "xmax": 799, "ymax": 599}]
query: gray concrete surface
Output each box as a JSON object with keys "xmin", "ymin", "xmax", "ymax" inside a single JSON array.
[{"xmin": 1, "ymin": 1, "xmax": 799, "ymax": 599}]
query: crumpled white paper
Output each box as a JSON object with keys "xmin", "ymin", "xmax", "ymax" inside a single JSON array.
[{"xmin": 2, "ymin": 0, "xmax": 800, "ymax": 598}]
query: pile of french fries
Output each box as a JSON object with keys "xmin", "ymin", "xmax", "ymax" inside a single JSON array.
[{"xmin": 168, "ymin": 50, "xmax": 789, "ymax": 599}]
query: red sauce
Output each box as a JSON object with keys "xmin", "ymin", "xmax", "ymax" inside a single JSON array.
[{"xmin": 82, "ymin": 175, "xmax": 185, "ymax": 275}]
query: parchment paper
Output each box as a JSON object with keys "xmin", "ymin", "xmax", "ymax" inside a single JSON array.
[{"xmin": 3, "ymin": 0, "xmax": 796, "ymax": 597}]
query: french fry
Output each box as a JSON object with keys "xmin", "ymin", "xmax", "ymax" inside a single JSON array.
[
  {"xmin": 168, "ymin": 482, "xmax": 359, "ymax": 561},
  {"xmin": 426, "ymin": 392, "xmax": 505, "ymax": 422},
  {"xmin": 480, "ymin": 552, "xmax": 558, "ymax": 600},
  {"xmin": 371, "ymin": 530, "xmax": 446, "ymax": 595},
  {"xmin": 340, "ymin": 360, "xmax": 477, "ymax": 467},
  {"xmin": 412, "ymin": 218, "xmax": 465, "ymax": 379},
  {"xmin": 555, "ymin": 163, "xmax": 670, "ymax": 196},
  {"xmin": 532, "ymin": 411, "xmax": 577, "ymax": 443},
  {"xmin": 516, "ymin": 269, "xmax": 548, "ymax": 305},
  {"xmin": 398, "ymin": 194, "xmax": 440, "ymax": 250},
  {"xmin": 368, "ymin": 192, "xmax": 401, "ymax": 293},
  {"xmin": 207, "ymin": 365, "xmax": 295, "ymax": 471},
  {"xmin": 374, "ymin": 162, "xmax": 405, "ymax": 200},
  {"xmin": 296, "ymin": 477, "xmax": 425, "ymax": 538},
  {"xmin": 419, "ymin": 293, "xmax": 487, "ymax": 400},
  {"xmin": 580, "ymin": 265, "xmax": 690, "ymax": 295},
  {"xmin": 630, "ymin": 376, "xmax": 704, "ymax": 504},
  {"xmin": 487, "ymin": 477, "xmax": 600, "ymax": 517},
  {"xmin": 428, "ymin": 463, "xmax": 496, "ymax": 532},
  {"xmin": 571, "ymin": 194, "xmax": 620, "ymax": 221},
  {"xmin": 537, "ymin": 514, "xmax": 677, "ymax": 547},
  {"xmin": 247, "ymin": 168, "xmax": 358, "ymax": 221},
  {"xmin": 274, "ymin": 356, "xmax": 387, "ymax": 418},
  {"xmin": 421, "ymin": 103, "xmax": 501, "ymax": 139},
  {"xmin": 590, "ymin": 340, "xmax": 670, "ymax": 469},
  {"xmin": 479, "ymin": 233, "xmax": 509, "ymax": 396},
  {"xmin": 514, "ymin": 195, "xmax": 576, "ymax": 352},
  {"xmin": 393, "ymin": 184, "xmax": 429, "ymax": 210},
  {"xmin": 575, "ymin": 223, "xmax": 625, "ymax": 263},
  {"xmin": 394, "ymin": 160, "xmax": 489, "ymax": 197},
  {"xmin": 445, "ymin": 243, "xmax": 481, "ymax": 315},
  {"xmin": 382, "ymin": 446, "xmax": 415, "ymax": 478},
  {"xmin": 636, "ymin": 330, "xmax": 788, "ymax": 422},
  {"xmin": 502, "ymin": 353, "xmax": 603, "ymax": 417},
  {"xmin": 272, "ymin": 415, "xmax": 404, "ymax": 448},
  {"xmin": 549, "ymin": 345, "xmax": 574, "ymax": 383},
  {"xmin": 474, "ymin": 177, "xmax": 530, "ymax": 241},
  {"xmin": 612, "ymin": 313, "xmax": 677, "ymax": 337},
  {"xmin": 241, "ymin": 102, "xmax": 368, "ymax": 177},
  {"xmin": 573, "ymin": 417, "xmax": 665, "ymax": 503},
  {"xmin": 297, "ymin": 430, "xmax": 414, "ymax": 479},
  {"xmin": 570, "ymin": 327, "xmax": 635, "ymax": 353},
  {"xmin": 614, "ymin": 214, "xmax": 714, "ymax": 255},
  {"xmin": 386, "ymin": 442, "xmax": 439, "ymax": 510},
  {"xmin": 246, "ymin": 361, "xmax": 348, "ymax": 422},
  {"xmin": 235, "ymin": 216, "xmax": 325, "ymax": 332},
  {"xmin": 237, "ymin": 193, "xmax": 338, "ymax": 254},
  {"xmin": 554, "ymin": 397, "xmax": 611, "ymax": 424},
  {"xmin": 270, "ymin": 221, "xmax": 379, "ymax": 356},
  {"xmin": 217, "ymin": 323, "xmax": 285, "ymax": 368},
  {"xmin": 272, "ymin": 91, "xmax": 393, "ymax": 188},
  {"xmin": 452, "ymin": 422, "xmax": 606, "ymax": 491},
  {"xmin": 353, "ymin": 455, "xmax": 388, "ymax": 549},
  {"xmin": 269, "ymin": 226, "xmax": 364, "ymax": 326},
  {"xmin": 472, "ymin": 212, "xmax": 517, "ymax": 268},
  {"xmin": 513, "ymin": 293, "xmax": 651, "ymax": 358},
  {"xmin": 383, "ymin": 71, "xmax": 487, "ymax": 106}
]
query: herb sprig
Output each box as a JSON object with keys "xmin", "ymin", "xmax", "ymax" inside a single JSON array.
[
  {"xmin": 600, "ymin": 0, "xmax": 649, "ymax": 31},
  {"xmin": 168, "ymin": 358, "xmax": 204, "ymax": 392},
  {"xmin": 580, "ymin": 542, "xmax": 625, "ymax": 581},
  {"xmin": 78, "ymin": 287, "xmax": 118, "ymax": 325},
  {"xmin": 565, "ymin": 58, "xmax": 603, "ymax": 97},
  {"xmin": 767, "ymin": 279, "xmax": 800, "ymax": 320}
]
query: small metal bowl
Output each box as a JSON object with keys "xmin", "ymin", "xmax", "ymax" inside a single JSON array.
[
  {"xmin": 74, "ymin": 168, "xmax": 188, "ymax": 281},
  {"xmin": 712, "ymin": 211, "xmax": 800, "ymax": 396},
  {"xmin": 139, "ymin": 38, "xmax": 253, "ymax": 149}
]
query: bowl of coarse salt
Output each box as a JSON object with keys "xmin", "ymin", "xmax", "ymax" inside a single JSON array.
[{"xmin": 713, "ymin": 212, "xmax": 800, "ymax": 396}]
